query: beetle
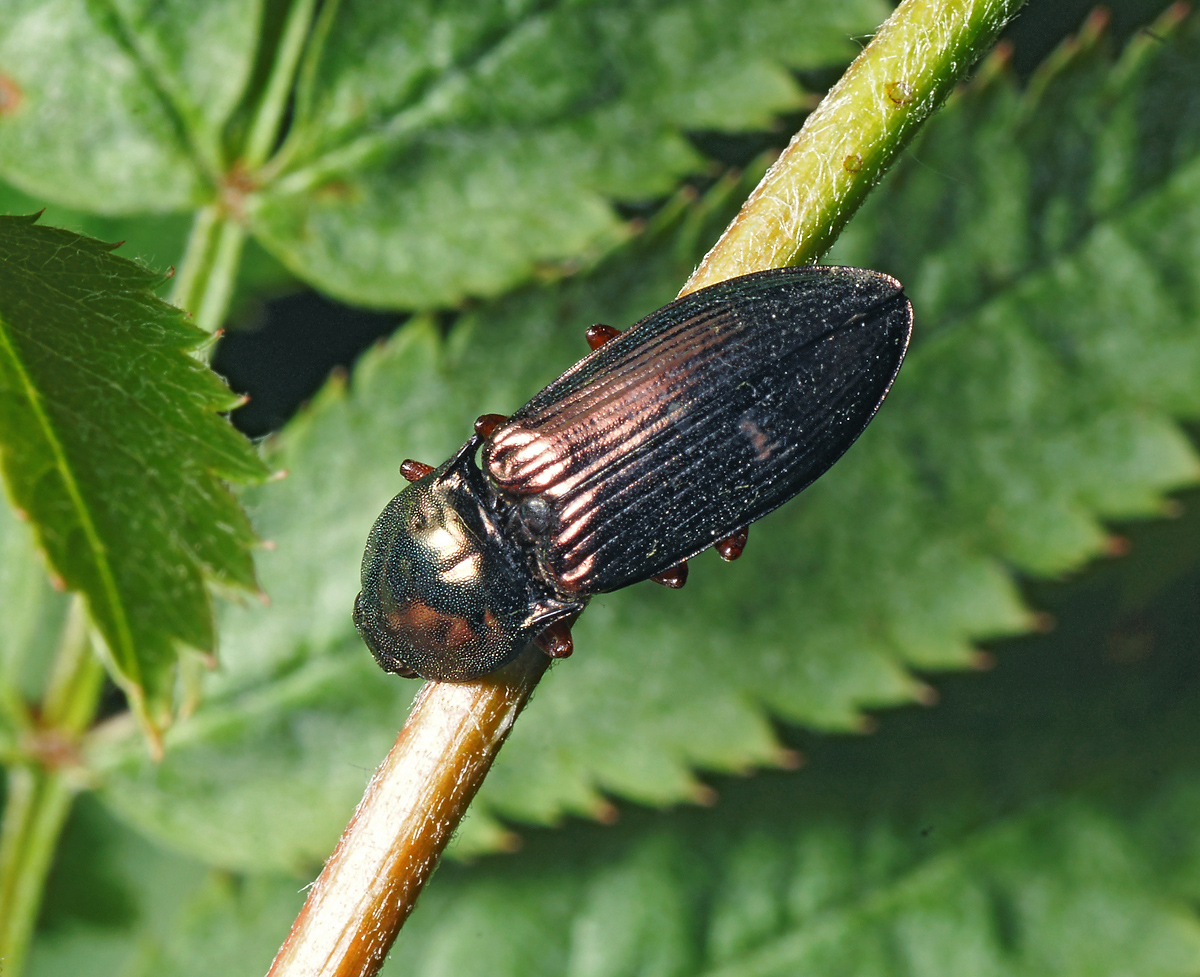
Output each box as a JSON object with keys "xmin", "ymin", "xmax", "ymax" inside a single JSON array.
[{"xmin": 354, "ymin": 266, "xmax": 913, "ymax": 681}]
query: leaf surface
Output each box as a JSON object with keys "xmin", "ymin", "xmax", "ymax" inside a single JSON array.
[
  {"xmin": 24, "ymin": 795, "xmax": 212, "ymax": 977},
  {"xmin": 0, "ymin": 217, "xmax": 267, "ymax": 721},
  {"xmin": 252, "ymin": 0, "xmax": 886, "ymax": 307},
  {"xmin": 0, "ymin": 0, "xmax": 263, "ymax": 211},
  {"xmin": 93, "ymin": 13, "xmax": 1200, "ymax": 864},
  {"xmin": 45, "ymin": 510, "xmax": 1200, "ymax": 976},
  {"xmin": 382, "ymin": 539, "xmax": 1200, "ymax": 977},
  {"xmin": 0, "ymin": 0, "xmax": 889, "ymax": 310}
]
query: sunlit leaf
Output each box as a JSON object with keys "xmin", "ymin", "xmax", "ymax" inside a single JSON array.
[{"xmin": 0, "ymin": 217, "xmax": 267, "ymax": 722}]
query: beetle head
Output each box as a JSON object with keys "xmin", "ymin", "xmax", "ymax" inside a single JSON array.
[{"xmin": 354, "ymin": 439, "xmax": 581, "ymax": 681}]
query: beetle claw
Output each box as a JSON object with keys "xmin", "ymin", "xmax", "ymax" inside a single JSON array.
[
  {"xmin": 536, "ymin": 620, "xmax": 575, "ymax": 659},
  {"xmin": 717, "ymin": 527, "xmax": 749, "ymax": 561},
  {"xmin": 400, "ymin": 459, "xmax": 435, "ymax": 482},
  {"xmin": 474, "ymin": 413, "xmax": 509, "ymax": 440},
  {"xmin": 651, "ymin": 561, "xmax": 688, "ymax": 588},
  {"xmin": 585, "ymin": 323, "xmax": 622, "ymax": 351}
]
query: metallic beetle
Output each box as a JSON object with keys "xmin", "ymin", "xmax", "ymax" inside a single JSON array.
[{"xmin": 354, "ymin": 267, "xmax": 913, "ymax": 681}]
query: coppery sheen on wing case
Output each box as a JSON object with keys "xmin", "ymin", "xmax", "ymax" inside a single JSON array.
[{"xmin": 354, "ymin": 267, "xmax": 913, "ymax": 681}]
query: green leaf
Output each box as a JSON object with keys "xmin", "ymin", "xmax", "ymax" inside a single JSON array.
[
  {"xmin": 251, "ymin": 0, "xmax": 888, "ymax": 307},
  {"xmin": 91, "ymin": 12, "xmax": 1200, "ymax": 867},
  {"xmin": 0, "ymin": 0, "xmax": 890, "ymax": 314},
  {"xmin": 0, "ymin": 181, "xmax": 192, "ymax": 288},
  {"xmin": 0, "ymin": 0, "xmax": 263, "ymax": 212},
  {"xmin": 21, "ymin": 790, "xmax": 303, "ymax": 977},
  {"xmin": 56, "ymin": 513, "xmax": 1200, "ymax": 976},
  {"xmin": 0, "ymin": 216, "xmax": 268, "ymax": 722},
  {"xmin": 0, "ymin": 178, "xmax": 300, "ymax": 326}
]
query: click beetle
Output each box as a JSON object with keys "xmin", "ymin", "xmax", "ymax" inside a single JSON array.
[{"xmin": 354, "ymin": 267, "xmax": 912, "ymax": 681}]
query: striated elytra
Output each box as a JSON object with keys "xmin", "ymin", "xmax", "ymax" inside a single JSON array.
[{"xmin": 354, "ymin": 267, "xmax": 913, "ymax": 681}]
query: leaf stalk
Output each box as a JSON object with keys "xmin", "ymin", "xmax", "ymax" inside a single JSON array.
[
  {"xmin": 171, "ymin": 0, "xmax": 318, "ymax": 333},
  {"xmin": 170, "ymin": 204, "xmax": 248, "ymax": 335},
  {"xmin": 0, "ymin": 598, "xmax": 103, "ymax": 977},
  {"xmin": 244, "ymin": 0, "xmax": 320, "ymax": 169}
]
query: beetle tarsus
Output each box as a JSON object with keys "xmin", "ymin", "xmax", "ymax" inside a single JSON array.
[
  {"xmin": 651, "ymin": 561, "xmax": 688, "ymax": 588},
  {"xmin": 535, "ymin": 620, "xmax": 575, "ymax": 659},
  {"xmin": 716, "ymin": 527, "xmax": 749, "ymax": 562},
  {"xmin": 400, "ymin": 459, "xmax": 435, "ymax": 482},
  {"xmin": 585, "ymin": 323, "xmax": 622, "ymax": 351},
  {"xmin": 474, "ymin": 413, "xmax": 509, "ymax": 440}
]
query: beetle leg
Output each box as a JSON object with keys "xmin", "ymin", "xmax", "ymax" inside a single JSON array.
[
  {"xmin": 474, "ymin": 413, "xmax": 509, "ymax": 440},
  {"xmin": 536, "ymin": 619, "xmax": 575, "ymax": 659},
  {"xmin": 585, "ymin": 323, "xmax": 622, "ymax": 351},
  {"xmin": 651, "ymin": 561, "xmax": 688, "ymax": 588},
  {"xmin": 400, "ymin": 459, "xmax": 435, "ymax": 482},
  {"xmin": 716, "ymin": 527, "xmax": 749, "ymax": 562}
]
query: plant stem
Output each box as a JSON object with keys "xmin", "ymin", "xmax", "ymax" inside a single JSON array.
[
  {"xmin": 268, "ymin": 1, "xmax": 1026, "ymax": 974},
  {"xmin": 682, "ymin": 0, "xmax": 1028, "ymax": 294},
  {"xmin": 0, "ymin": 598, "xmax": 103, "ymax": 977},
  {"xmin": 244, "ymin": 0, "xmax": 319, "ymax": 169},
  {"xmin": 266, "ymin": 651, "xmax": 548, "ymax": 977},
  {"xmin": 194, "ymin": 218, "xmax": 247, "ymax": 335},
  {"xmin": 0, "ymin": 768, "xmax": 73, "ymax": 977},
  {"xmin": 170, "ymin": 204, "xmax": 247, "ymax": 335},
  {"xmin": 171, "ymin": 0, "xmax": 318, "ymax": 333},
  {"xmin": 170, "ymin": 204, "xmax": 220, "ymax": 314}
]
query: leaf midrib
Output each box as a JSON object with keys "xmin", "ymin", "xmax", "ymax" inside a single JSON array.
[
  {"xmin": 0, "ymin": 314, "xmax": 136, "ymax": 682},
  {"xmin": 93, "ymin": 0, "xmax": 226, "ymax": 187}
]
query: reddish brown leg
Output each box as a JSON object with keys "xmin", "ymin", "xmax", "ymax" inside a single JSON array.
[
  {"xmin": 400, "ymin": 459, "xmax": 435, "ymax": 483},
  {"xmin": 716, "ymin": 527, "xmax": 749, "ymax": 562},
  {"xmin": 651, "ymin": 561, "xmax": 688, "ymax": 588},
  {"xmin": 474, "ymin": 413, "xmax": 508, "ymax": 440},
  {"xmin": 585, "ymin": 323, "xmax": 621, "ymax": 351},
  {"xmin": 536, "ymin": 618, "xmax": 576, "ymax": 659}
]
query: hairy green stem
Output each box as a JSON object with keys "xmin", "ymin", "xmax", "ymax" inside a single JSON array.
[
  {"xmin": 0, "ymin": 598, "xmax": 103, "ymax": 977},
  {"xmin": 683, "ymin": 0, "xmax": 1028, "ymax": 293}
]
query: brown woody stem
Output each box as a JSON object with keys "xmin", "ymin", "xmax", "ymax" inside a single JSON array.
[{"xmin": 266, "ymin": 651, "xmax": 548, "ymax": 977}]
